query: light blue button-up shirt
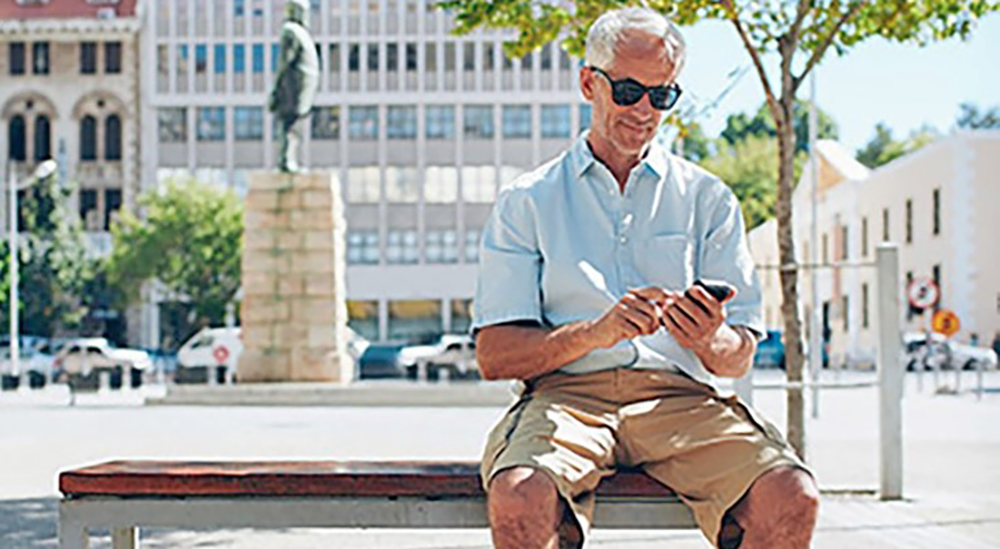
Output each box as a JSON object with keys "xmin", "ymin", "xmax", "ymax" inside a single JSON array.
[{"xmin": 471, "ymin": 132, "xmax": 765, "ymax": 385}]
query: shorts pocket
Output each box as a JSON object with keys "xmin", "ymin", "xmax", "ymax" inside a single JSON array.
[{"xmin": 480, "ymin": 396, "xmax": 533, "ymax": 482}]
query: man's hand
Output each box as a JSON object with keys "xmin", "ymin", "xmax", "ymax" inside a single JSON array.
[
  {"xmin": 629, "ymin": 285, "xmax": 734, "ymax": 353},
  {"xmin": 587, "ymin": 291, "xmax": 661, "ymax": 349}
]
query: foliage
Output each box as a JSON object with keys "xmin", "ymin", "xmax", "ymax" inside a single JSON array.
[
  {"xmin": 107, "ymin": 179, "xmax": 243, "ymax": 336},
  {"xmin": 955, "ymin": 102, "xmax": 1000, "ymax": 129},
  {"xmin": 720, "ymin": 100, "xmax": 838, "ymax": 154},
  {"xmin": 855, "ymin": 122, "xmax": 939, "ymax": 169}
]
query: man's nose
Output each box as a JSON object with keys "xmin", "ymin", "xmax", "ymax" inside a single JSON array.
[{"xmin": 630, "ymin": 92, "xmax": 657, "ymax": 120}]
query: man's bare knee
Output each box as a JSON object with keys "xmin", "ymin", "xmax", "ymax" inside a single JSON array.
[
  {"xmin": 728, "ymin": 467, "xmax": 819, "ymax": 548},
  {"xmin": 488, "ymin": 467, "xmax": 561, "ymax": 523}
]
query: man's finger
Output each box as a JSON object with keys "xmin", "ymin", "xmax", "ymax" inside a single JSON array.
[
  {"xmin": 685, "ymin": 286, "xmax": 723, "ymax": 317},
  {"xmin": 629, "ymin": 286, "xmax": 670, "ymax": 306},
  {"xmin": 622, "ymin": 293, "xmax": 661, "ymax": 322},
  {"xmin": 662, "ymin": 307, "xmax": 693, "ymax": 342},
  {"xmin": 618, "ymin": 303, "xmax": 659, "ymax": 335},
  {"xmin": 674, "ymin": 294, "xmax": 712, "ymax": 326}
]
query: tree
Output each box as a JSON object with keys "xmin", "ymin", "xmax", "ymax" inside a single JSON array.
[
  {"xmin": 108, "ymin": 179, "xmax": 243, "ymax": 344},
  {"xmin": 721, "ymin": 100, "xmax": 838, "ymax": 154},
  {"xmin": 956, "ymin": 102, "xmax": 1000, "ymax": 129},
  {"xmin": 441, "ymin": 0, "xmax": 999, "ymax": 458},
  {"xmin": 856, "ymin": 122, "xmax": 938, "ymax": 169}
]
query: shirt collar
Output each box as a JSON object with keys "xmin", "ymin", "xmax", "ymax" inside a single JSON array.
[{"xmin": 571, "ymin": 130, "xmax": 670, "ymax": 180}]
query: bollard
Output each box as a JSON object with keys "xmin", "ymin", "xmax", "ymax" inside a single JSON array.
[
  {"xmin": 876, "ymin": 244, "xmax": 903, "ymax": 500},
  {"xmin": 976, "ymin": 359, "xmax": 984, "ymax": 401},
  {"xmin": 208, "ymin": 365, "xmax": 219, "ymax": 386},
  {"xmin": 439, "ymin": 365, "xmax": 451, "ymax": 383},
  {"xmin": 98, "ymin": 371, "xmax": 112, "ymax": 393}
]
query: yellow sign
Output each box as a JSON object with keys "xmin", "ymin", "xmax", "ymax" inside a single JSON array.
[{"xmin": 931, "ymin": 309, "xmax": 960, "ymax": 337}]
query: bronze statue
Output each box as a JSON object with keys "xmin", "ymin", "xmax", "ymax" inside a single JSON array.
[{"xmin": 268, "ymin": 0, "xmax": 319, "ymax": 173}]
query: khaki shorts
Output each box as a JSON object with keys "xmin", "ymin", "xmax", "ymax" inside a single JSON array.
[{"xmin": 480, "ymin": 367, "xmax": 810, "ymax": 547}]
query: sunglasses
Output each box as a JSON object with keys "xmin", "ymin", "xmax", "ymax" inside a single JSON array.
[{"xmin": 589, "ymin": 66, "xmax": 682, "ymax": 111}]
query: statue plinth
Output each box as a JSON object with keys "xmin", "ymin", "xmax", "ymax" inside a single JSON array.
[{"xmin": 237, "ymin": 171, "xmax": 351, "ymax": 383}]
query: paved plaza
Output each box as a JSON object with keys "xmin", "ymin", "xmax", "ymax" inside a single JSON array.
[{"xmin": 2, "ymin": 369, "xmax": 999, "ymax": 547}]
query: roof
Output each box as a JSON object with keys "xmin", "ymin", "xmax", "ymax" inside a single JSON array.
[
  {"xmin": 815, "ymin": 139, "xmax": 870, "ymax": 182},
  {"xmin": 0, "ymin": 0, "xmax": 138, "ymax": 20}
]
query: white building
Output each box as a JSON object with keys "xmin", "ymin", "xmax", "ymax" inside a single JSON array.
[
  {"xmin": 1, "ymin": 0, "xmax": 142, "ymax": 340},
  {"xmin": 140, "ymin": 0, "xmax": 589, "ymax": 346},
  {"xmin": 748, "ymin": 132, "xmax": 1000, "ymax": 367}
]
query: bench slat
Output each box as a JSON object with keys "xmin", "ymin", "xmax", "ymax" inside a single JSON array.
[{"xmin": 60, "ymin": 460, "xmax": 676, "ymax": 499}]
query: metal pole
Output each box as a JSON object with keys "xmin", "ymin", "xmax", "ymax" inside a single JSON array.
[
  {"xmin": 9, "ymin": 166, "xmax": 19, "ymax": 382},
  {"xmin": 808, "ymin": 72, "xmax": 821, "ymax": 420},
  {"xmin": 876, "ymin": 243, "xmax": 903, "ymax": 500}
]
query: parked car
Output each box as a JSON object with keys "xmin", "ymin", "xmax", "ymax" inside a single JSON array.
[
  {"xmin": 54, "ymin": 338, "xmax": 152, "ymax": 389},
  {"xmin": 357, "ymin": 343, "xmax": 406, "ymax": 379},
  {"xmin": 398, "ymin": 334, "xmax": 478, "ymax": 380},
  {"xmin": 753, "ymin": 330, "xmax": 785, "ymax": 369},
  {"xmin": 903, "ymin": 332, "xmax": 998, "ymax": 371},
  {"xmin": 0, "ymin": 337, "xmax": 69, "ymax": 389}
]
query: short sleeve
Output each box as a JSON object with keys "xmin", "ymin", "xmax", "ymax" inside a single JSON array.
[
  {"xmin": 471, "ymin": 188, "xmax": 544, "ymax": 333},
  {"xmin": 699, "ymin": 185, "xmax": 766, "ymax": 341}
]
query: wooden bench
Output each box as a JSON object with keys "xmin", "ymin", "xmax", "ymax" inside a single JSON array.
[{"xmin": 59, "ymin": 460, "xmax": 696, "ymax": 548}]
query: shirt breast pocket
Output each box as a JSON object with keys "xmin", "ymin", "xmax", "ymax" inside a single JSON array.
[{"xmin": 641, "ymin": 233, "xmax": 694, "ymax": 291}]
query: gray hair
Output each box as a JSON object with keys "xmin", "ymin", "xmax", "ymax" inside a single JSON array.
[{"xmin": 584, "ymin": 7, "xmax": 685, "ymax": 74}]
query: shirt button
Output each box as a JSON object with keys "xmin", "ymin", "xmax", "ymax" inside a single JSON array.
[{"xmin": 619, "ymin": 235, "xmax": 628, "ymax": 244}]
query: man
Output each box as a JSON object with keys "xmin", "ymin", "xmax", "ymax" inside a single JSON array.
[
  {"xmin": 472, "ymin": 7, "xmax": 819, "ymax": 549},
  {"xmin": 268, "ymin": 0, "xmax": 319, "ymax": 173}
]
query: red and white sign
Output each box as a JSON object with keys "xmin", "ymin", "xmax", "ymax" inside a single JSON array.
[
  {"xmin": 907, "ymin": 277, "xmax": 939, "ymax": 310},
  {"xmin": 213, "ymin": 345, "xmax": 230, "ymax": 365}
]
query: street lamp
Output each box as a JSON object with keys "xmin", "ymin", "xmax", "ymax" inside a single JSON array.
[{"xmin": 8, "ymin": 159, "xmax": 58, "ymax": 384}]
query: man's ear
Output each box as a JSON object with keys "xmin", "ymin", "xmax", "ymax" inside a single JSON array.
[{"xmin": 579, "ymin": 68, "xmax": 595, "ymax": 101}]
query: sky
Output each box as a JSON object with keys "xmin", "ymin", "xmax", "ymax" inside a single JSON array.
[{"xmin": 674, "ymin": 14, "xmax": 1000, "ymax": 153}]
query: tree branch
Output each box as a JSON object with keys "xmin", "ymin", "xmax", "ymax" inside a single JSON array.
[
  {"xmin": 793, "ymin": 1, "xmax": 867, "ymax": 94},
  {"xmin": 789, "ymin": 0, "xmax": 812, "ymax": 49},
  {"xmin": 720, "ymin": 0, "xmax": 781, "ymax": 118}
]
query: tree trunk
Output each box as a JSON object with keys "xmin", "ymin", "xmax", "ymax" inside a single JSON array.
[{"xmin": 774, "ymin": 95, "xmax": 807, "ymax": 460}]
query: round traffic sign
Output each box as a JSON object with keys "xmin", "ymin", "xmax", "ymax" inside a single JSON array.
[
  {"xmin": 907, "ymin": 277, "xmax": 939, "ymax": 310},
  {"xmin": 213, "ymin": 345, "xmax": 230, "ymax": 365},
  {"xmin": 931, "ymin": 309, "xmax": 960, "ymax": 337}
]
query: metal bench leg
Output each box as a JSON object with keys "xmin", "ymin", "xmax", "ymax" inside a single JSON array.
[{"xmin": 112, "ymin": 527, "xmax": 138, "ymax": 549}]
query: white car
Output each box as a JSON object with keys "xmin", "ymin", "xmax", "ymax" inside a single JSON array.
[
  {"xmin": 398, "ymin": 334, "xmax": 477, "ymax": 378},
  {"xmin": 903, "ymin": 332, "xmax": 998, "ymax": 371},
  {"xmin": 55, "ymin": 338, "xmax": 153, "ymax": 376}
]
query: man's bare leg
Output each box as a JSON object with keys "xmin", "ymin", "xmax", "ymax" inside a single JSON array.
[
  {"xmin": 722, "ymin": 466, "xmax": 820, "ymax": 549},
  {"xmin": 488, "ymin": 467, "xmax": 565, "ymax": 549}
]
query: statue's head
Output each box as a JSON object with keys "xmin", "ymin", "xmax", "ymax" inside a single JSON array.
[{"xmin": 284, "ymin": 0, "xmax": 309, "ymax": 25}]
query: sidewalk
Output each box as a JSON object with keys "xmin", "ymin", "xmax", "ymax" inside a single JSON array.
[{"xmin": 2, "ymin": 370, "xmax": 999, "ymax": 547}]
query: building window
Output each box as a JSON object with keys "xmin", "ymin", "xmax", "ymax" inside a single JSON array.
[
  {"xmin": 821, "ymin": 233, "xmax": 828, "ymax": 265},
  {"xmin": 347, "ymin": 166, "xmax": 381, "ymax": 203},
  {"xmin": 405, "ymin": 42, "xmax": 417, "ymax": 71},
  {"xmin": 233, "ymin": 44, "xmax": 245, "ymax": 73},
  {"xmin": 348, "ymin": 106, "xmax": 378, "ymax": 140},
  {"xmin": 462, "ymin": 42, "xmax": 475, "ymax": 71},
  {"xmin": 213, "ymin": 44, "xmax": 226, "ymax": 73},
  {"xmin": 252, "ymin": 44, "xmax": 264, "ymax": 73},
  {"xmin": 861, "ymin": 216, "xmax": 868, "ymax": 258},
  {"xmin": 425, "ymin": 229, "xmax": 458, "ymax": 264},
  {"xmin": 197, "ymin": 107, "xmax": 225, "ymax": 141},
  {"xmin": 425, "ymin": 43, "xmax": 437, "ymax": 71},
  {"xmin": 463, "ymin": 105, "xmax": 493, "ymax": 139},
  {"xmin": 8, "ymin": 115, "xmax": 26, "ymax": 161},
  {"xmin": 272, "ymin": 44, "xmax": 280, "ymax": 72},
  {"xmin": 840, "ymin": 224, "xmax": 849, "ymax": 260},
  {"xmin": 386, "ymin": 43, "xmax": 398, "ymax": 72},
  {"xmin": 34, "ymin": 115, "xmax": 51, "ymax": 161},
  {"xmin": 388, "ymin": 299, "xmax": 441, "ymax": 342},
  {"xmin": 842, "ymin": 295, "xmax": 849, "ymax": 331},
  {"xmin": 177, "ymin": 44, "xmax": 189, "ymax": 80},
  {"xmin": 461, "ymin": 165, "xmax": 496, "ymax": 203},
  {"xmin": 80, "ymin": 42, "xmax": 97, "ymax": 74},
  {"xmin": 502, "ymin": 105, "xmax": 531, "ymax": 138},
  {"xmin": 234, "ymin": 107, "xmax": 263, "ymax": 140},
  {"xmin": 882, "ymin": 208, "xmax": 889, "ymax": 241},
  {"xmin": 158, "ymin": 108, "xmax": 187, "ymax": 143},
  {"xmin": 105, "ymin": 42, "xmax": 122, "ymax": 74},
  {"xmin": 932, "ymin": 188, "xmax": 940, "ymax": 236},
  {"xmin": 347, "ymin": 300, "xmax": 379, "ymax": 341},
  {"xmin": 444, "ymin": 42, "xmax": 456, "ymax": 71},
  {"xmin": 385, "ymin": 166, "xmax": 419, "ymax": 203},
  {"xmin": 32, "ymin": 42, "xmax": 49, "ymax": 74},
  {"xmin": 862, "ymin": 283, "xmax": 869, "ymax": 329},
  {"xmin": 451, "ymin": 299, "xmax": 472, "ymax": 334},
  {"xmin": 367, "ymin": 43, "xmax": 379, "ymax": 71},
  {"xmin": 905, "ymin": 199, "xmax": 913, "ymax": 243},
  {"xmin": 80, "ymin": 189, "xmax": 99, "ymax": 230},
  {"xmin": 387, "ymin": 106, "xmax": 417, "ymax": 139},
  {"xmin": 328, "ymin": 44, "xmax": 340, "ymax": 74},
  {"xmin": 424, "ymin": 165, "xmax": 458, "ymax": 203},
  {"xmin": 541, "ymin": 105, "xmax": 570, "ymax": 138},
  {"xmin": 347, "ymin": 231, "xmax": 380, "ymax": 264},
  {"xmin": 425, "ymin": 106, "xmax": 455, "ymax": 139},
  {"xmin": 579, "ymin": 104, "xmax": 592, "ymax": 132},
  {"xmin": 465, "ymin": 228, "xmax": 481, "ymax": 263},
  {"xmin": 348, "ymin": 43, "xmax": 360, "ymax": 72},
  {"xmin": 386, "ymin": 230, "xmax": 419, "ymax": 264},
  {"xmin": 79, "ymin": 116, "xmax": 97, "ymax": 161},
  {"xmin": 9, "ymin": 42, "xmax": 25, "ymax": 75},
  {"xmin": 105, "ymin": 115, "xmax": 122, "ymax": 161},
  {"xmin": 195, "ymin": 44, "xmax": 208, "ymax": 73},
  {"xmin": 311, "ymin": 106, "xmax": 340, "ymax": 140},
  {"xmin": 932, "ymin": 264, "xmax": 941, "ymax": 310},
  {"xmin": 104, "ymin": 188, "xmax": 122, "ymax": 230}
]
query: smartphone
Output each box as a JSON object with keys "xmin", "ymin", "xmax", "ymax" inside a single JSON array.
[{"xmin": 684, "ymin": 279, "xmax": 736, "ymax": 314}]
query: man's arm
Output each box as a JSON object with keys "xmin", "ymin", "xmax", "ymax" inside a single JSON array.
[{"xmin": 476, "ymin": 292, "xmax": 661, "ymax": 381}]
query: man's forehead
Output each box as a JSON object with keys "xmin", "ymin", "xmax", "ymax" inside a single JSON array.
[{"xmin": 606, "ymin": 29, "xmax": 675, "ymax": 83}]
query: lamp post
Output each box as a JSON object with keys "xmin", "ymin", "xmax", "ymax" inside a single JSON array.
[{"xmin": 8, "ymin": 159, "xmax": 58, "ymax": 383}]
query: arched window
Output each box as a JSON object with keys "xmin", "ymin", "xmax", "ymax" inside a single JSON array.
[
  {"xmin": 80, "ymin": 116, "xmax": 97, "ymax": 161},
  {"xmin": 8, "ymin": 115, "xmax": 26, "ymax": 161},
  {"xmin": 34, "ymin": 115, "xmax": 51, "ymax": 161},
  {"xmin": 105, "ymin": 115, "xmax": 122, "ymax": 161}
]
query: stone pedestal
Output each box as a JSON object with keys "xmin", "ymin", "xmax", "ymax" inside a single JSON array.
[{"xmin": 237, "ymin": 171, "xmax": 351, "ymax": 383}]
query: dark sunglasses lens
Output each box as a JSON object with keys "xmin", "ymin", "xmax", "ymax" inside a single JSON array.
[
  {"xmin": 612, "ymin": 81, "xmax": 645, "ymax": 106},
  {"xmin": 650, "ymin": 85, "xmax": 680, "ymax": 110}
]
